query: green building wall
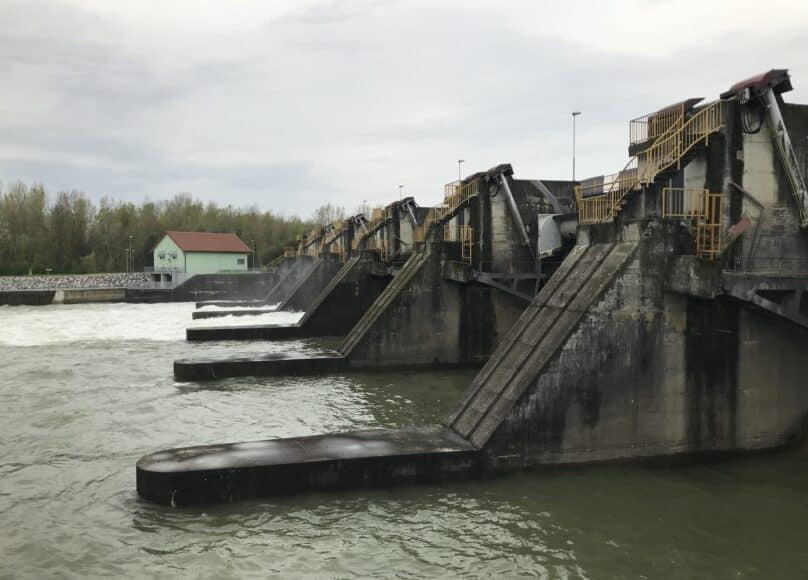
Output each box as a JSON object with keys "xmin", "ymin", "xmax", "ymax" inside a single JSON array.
[
  {"xmin": 153, "ymin": 236, "xmax": 185, "ymax": 271},
  {"xmin": 185, "ymin": 251, "xmax": 248, "ymax": 275}
]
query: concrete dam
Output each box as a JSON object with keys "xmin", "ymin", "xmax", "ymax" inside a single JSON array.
[{"xmin": 138, "ymin": 69, "xmax": 808, "ymax": 506}]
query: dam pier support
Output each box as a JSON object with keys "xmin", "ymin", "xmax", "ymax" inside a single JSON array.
[
  {"xmin": 140, "ymin": 69, "xmax": 808, "ymax": 506},
  {"xmin": 175, "ymin": 165, "xmax": 576, "ymax": 379}
]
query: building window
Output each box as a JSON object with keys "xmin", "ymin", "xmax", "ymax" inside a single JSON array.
[
  {"xmin": 237, "ymin": 258, "xmax": 245, "ymax": 265},
  {"xmin": 158, "ymin": 251, "xmax": 165, "ymax": 259}
]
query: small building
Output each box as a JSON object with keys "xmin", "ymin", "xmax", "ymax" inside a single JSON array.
[{"xmin": 151, "ymin": 231, "xmax": 251, "ymax": 285}]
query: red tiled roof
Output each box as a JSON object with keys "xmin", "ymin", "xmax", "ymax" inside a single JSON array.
[{"xmin": 164, "ymin": 231, "xmax": 251, "ymax": 253}]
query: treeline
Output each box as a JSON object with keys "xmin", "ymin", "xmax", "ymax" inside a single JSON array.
[{"xmin": 0, "ymin": 181, "xmax": 313, "ymax": 275}]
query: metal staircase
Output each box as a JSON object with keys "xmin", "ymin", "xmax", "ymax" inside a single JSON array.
[{"xmin": 577, "ymin": 100, "xmax": 726, "ymax": 225}]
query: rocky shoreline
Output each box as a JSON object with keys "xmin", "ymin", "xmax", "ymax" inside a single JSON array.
[{"xmin": 0, "ymin": 273, "xmax": 151, "ymax": 291}]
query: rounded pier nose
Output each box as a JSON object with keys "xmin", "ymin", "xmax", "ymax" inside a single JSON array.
[{"xmin": 137, "ymin": 427, "xmax": 481, "ymax": 507}]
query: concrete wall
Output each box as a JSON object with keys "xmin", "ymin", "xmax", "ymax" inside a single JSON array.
[
  {"xmin": 174, "ymin": 272, "xmax": 279, "ymax": 302},
  {"xmin": 0, "ymin": 290, "xmax": 55, "ymax": 306},
  {"xmin": 478, "ymin": 97, "xmax": 808, "ymax": 468},
  {"xmin": 263, "ymin": 256, "xmax": 317, "ymax": 305},
  {"xmin": 281, "ymin": 254, "xmax": 344, "ymax": 312},
  {"xmin": 300, "ymin": 254, "xmax": 391, "ymax": 336},
  {"xmin": 483, "ymin": 223, "xmax": 808, "ymax": 468},
  {"xmin": 57, "ymin": 288, "xmax": 126, "ymax": 304},
  {"xmin": 347, "ymin": 245, "xmax": 527, "ymax": 369}
]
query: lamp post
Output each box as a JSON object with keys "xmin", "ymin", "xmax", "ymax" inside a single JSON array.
[
  {"xmin": 250, "ymin": 239, "xmax": 256, "ymax": 269},
  {"xmin": 457, "ymin": 159, "xmax": 465, "ymax": 182},
  {"xmin": 127, "ymin": 235, "xmax": 134, "ymax": 273},
  {"xmin": 572, "ymin": 112, "xmax": 581, "ymax": 184},
  {"xmin": 399, "ymin": 185, "xmax": 404, "ymax": 200}
]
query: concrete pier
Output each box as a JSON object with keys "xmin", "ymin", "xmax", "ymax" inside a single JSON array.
[
  {"xmin": 137, "ymin": 426, "xmax": 478, "ymax": 506},
  {"xmin": 175, "ymin": 167, "xmax": 574, "ymax": 380},
  {"xmin": 186, "ymin": 252, "xmax": 391, "ymax": 341},
  {"xmin": 140, "ymin": 70, "xmax": 808, "ymax": 506},
  {"xmin": 193, "ymin": 255, "xmax": 316, "ymax": 315},
  {"xmin": 174, "ymin": 351, "xmax": 347, "ymax": 381}
]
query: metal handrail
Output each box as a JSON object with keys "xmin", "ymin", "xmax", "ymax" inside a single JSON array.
[
  {"xmin": 440, "ymin": 181, "xmax": 478, "ymax": 220},
  {"xmin": 661, "ymin": 187, "xmax": 723, "ymax": 260},
  {"xmin": 576, "ymin": 100, "xmax": 725, "ymax": 225},
  {"xmin": 630, "ymin": 103, "xmax": 686, "ymax": 145}
]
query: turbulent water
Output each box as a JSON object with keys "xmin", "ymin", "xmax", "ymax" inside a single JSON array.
[{"xmin": 1, "ymin": 302, "xmax": 806, "ymax": 579}]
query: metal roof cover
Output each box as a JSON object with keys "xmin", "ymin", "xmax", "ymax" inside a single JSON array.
[
  {"xmin": 164, "ymin": 231, "xmax": 251, "ymax": 253},
  {"xmin": 649, "ymin": 97, "xmax": 704, "ymax": 117},
  {"xmin": 720, "ymin": 69, "xmax": 792, "ymax": 99}
]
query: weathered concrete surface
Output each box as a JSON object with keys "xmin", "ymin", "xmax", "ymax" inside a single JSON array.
[
  {"xmin": 196, "ymin": 256, "xmax": 300, "ymax": 308},
  {"xmin": 278, "ymin": 254, "xmax": 361, "ymax": 312},
  {"xmin": 174, "ymin": 351, "xmax": 347, "ymax": 381},
  {"xmin": 186, "ymin": 253, "xmax": 391, "ymax": 341},
  {"xmin": 343, "ymin": 246, "xmax": 527, "ymax": 369},
  {"xmin": 58, "ymin": 288, "xmax": 126, "ymax": 304},
  {"xmin": 0, "ymin": 290, "xmax": 55, "ymax": 306},
  {"xmin": 175, "ymin": 245, "xmax": 528, "ymax": 379},
  {"xmin": 446, "ymin": 240, "xmax": 638, "ymax": 448},
  {"xmin": 464, "ymin": 217, "xmax": 808, "ymax": 471},
  {"xmin": 173, "ymin": 171, "xmax": 571, "ymax": 380},
  {"xmin": 123, "ymin": 272, "xmax": 281, "ymax": 304},
  {"xmin": 665, "ymin": 255, "xmax": 721, "ymax": 299},
  {"xmin": 193, "ymin": 256, "xmax": 315, "ymax": 312},
  {"xmin": 137, "ymin": 426, "xmax": 479, "ymax": 506},
  {"xmin": 2, "ymin": 286, "xmax": 131, "ymax": 305},
  {"xmin": 143, "ymin": 78, "xmax": 808, "ymax": 507}
]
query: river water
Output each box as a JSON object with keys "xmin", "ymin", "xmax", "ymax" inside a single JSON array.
[{"xmin": 1, "ymin": 302, "xmax": 806, "ymax": 579}]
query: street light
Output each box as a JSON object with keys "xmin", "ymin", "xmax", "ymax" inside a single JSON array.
[
  {"xmin": 458, "ymin": 159, "xmax": 465, "ymax": 182},
  {"xmin": 127, "ymin": 235, "xmax": 135, "ymax": 273},
  {"xmin": 399, "ymin": 185, "xmax": 404, "ymax": 200},
  {"xmin": 572, "ymin": 112, "xmax": 581, "ymax": 184}
]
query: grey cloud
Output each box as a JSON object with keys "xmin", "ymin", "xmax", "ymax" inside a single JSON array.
[{"xmin": 1, "ymin": 0, "xmax": 808, "ymax": 218}]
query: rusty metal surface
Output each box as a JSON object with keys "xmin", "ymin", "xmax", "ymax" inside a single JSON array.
[{"xmin": 720, "ymin": 69, "xmax": 791, "ymax": 99}]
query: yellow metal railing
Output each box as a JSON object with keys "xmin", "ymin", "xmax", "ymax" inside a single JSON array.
[
  {"xmin": 460, "ymin": 225, "xmax": 474, "ymax": 264},
  {"xmin": 577, "ymin": 100, "xmax": 725, "ymax": 225},
  {"xmin": 662, "ymin": 187, "xmax": 708, "ymax": 219},
  {"xmin": 696, "ymin": 192, "xmax": 723, "ymax": 260},
  {"xmin": 662, "ymin": 187, "xmax": 723, "ymax": 260},
  {"xmin": 576, "ymin": 159, "xmax": 639, "ymax": 223},
  {"xmin": 630, "ymin": 103, "xmax": 686, "ymax": 145},
  {"xmin": 443, "ymin": 224, "xmax": 474, "ymax": 264},
  {"xmin": 638, "ymin": 100, "xmax": 724, "ymax": 184},
  {"xmin": 440, "ymin": 181, "xmax": 478, "ymax": 219}
]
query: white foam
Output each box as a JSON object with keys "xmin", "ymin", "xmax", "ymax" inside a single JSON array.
[
  {"xmin": 0, "ymin": 302, "xmax": 305, "ymax": 346},
  {"xmin": 0, "ymin": 302, "xmax": 197, "ymax": 346},
  {"xmin": 188, "ymin": 310, "xmax": 304, "ymax": 328},
  {"xmin": 196, "ymin": 303, "xmax": 281, "ymax": 311}
]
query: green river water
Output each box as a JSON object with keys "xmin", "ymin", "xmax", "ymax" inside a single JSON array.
[{"xmin": 1, "ymin": 302, "xmax": 806, "ymax": 579}]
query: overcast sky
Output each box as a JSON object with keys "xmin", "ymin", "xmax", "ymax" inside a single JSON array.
[{"xmin": 2, "ymin": 0, "xmax": 807, "ymax": 218}]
